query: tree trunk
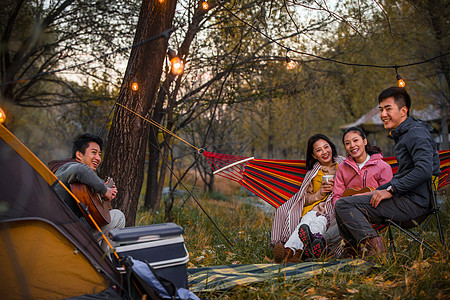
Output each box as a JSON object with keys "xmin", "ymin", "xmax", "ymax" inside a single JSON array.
[
  {"xmin": 267, "ymin": 99, "xmax": 274, "ymax": 158},
  {"xmin": 102, "ymin": 0, "xmax": 177, "ymax": 226},
  {"xmin": 146, "ymin": 124, "xmax": 162, "ymax": 210},
  {"xmin": 411, "ymin": 0, "xmax": 450, "ymax": 149},
  {"xmin": 427, "ymin": 0, "xmax": 449, "ymax": 149},
  {"xmin": 207, "ymin": 172, "xmax": 214, "ymax": 192},
  {"xmin": 145, "ymin": 81, "xmax": 167, "ymax": 211},
  {"xmin": 144, "ymin": 1, "xmax": 214, "ymax": 212}
]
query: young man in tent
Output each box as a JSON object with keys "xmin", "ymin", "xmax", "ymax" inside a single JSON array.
[
  {"xmin": 48, "ymin": 133, "xmax": 125, "ymax": 251},
  {"xmin": 335, "ymin": 86, "xmax": 440, "ymax": 257}
]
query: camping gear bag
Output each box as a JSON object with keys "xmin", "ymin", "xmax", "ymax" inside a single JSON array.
[
  {"xmin": 109, "ymin": 223, "xmax": 189, "ymax": 289},
  {"xmin": 123, "ymin": 256, "xmax": 199, "ymax": 300}
]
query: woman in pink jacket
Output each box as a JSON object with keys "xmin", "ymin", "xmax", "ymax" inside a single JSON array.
[{"xmin": 333, "ymin": 127, "xmax": 393, "ymax": 207}]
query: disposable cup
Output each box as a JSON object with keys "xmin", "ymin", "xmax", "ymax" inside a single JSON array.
[{"xmin": 322, "ymin": 175, "xmax": 334, "ymax": 183}]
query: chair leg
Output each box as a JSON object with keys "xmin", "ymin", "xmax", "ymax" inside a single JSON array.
[
  {"xmin": 430, "ymin": 180, "xmax": 445, "ymax": 247},
  {"xmin": 435, "ymin": 210, "xmax": 445, "ymax": 246},
  {"xmin": 388, "ymin": 226, "xmax": 395, "ymax": 253},
  {"xmin": 389, "ymin": 222, "xmax": 436, "ymax": 254},
  {"xmin": 431, "ymin": 191, "xmax": 445, "ymax": 247}
]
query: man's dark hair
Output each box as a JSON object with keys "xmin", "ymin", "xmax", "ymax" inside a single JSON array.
[
  {"xmin": 306, "ymin": 134, "xmax": 338, "ymax": 170},
  {"xmin": 378, "ymin": 86, "xmax": 411, "ymax": 116},
  {"xmin": 72, "ymin": 133, "xmax": 103, "ymax": 158}
]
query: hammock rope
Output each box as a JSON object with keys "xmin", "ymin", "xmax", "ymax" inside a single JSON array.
[
  {"xmin": 202, "ymin": 151, "xmax": 253, "ymax": 182},
  {"xmin": 115, "ymin": 102, "xmax": 200, "ymax": 151}
]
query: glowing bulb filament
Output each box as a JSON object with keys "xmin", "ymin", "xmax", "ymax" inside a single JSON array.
[
  {"xmin": 170, "ymin": 57, "xmax": 184, "ymax": 75},
  {"xmin": 396, "ymin": 73, "xmax": 405, "ymax": 87},
  {"xmin": 202, "ymin": 1, "xmax": 209, "ymax": 10},
  {"xmin": 131, "ymin": 82, "xmax": 139, "ymax": 91},
  {"xmin": 396, "ymin": 70, "xmax": 405, "ymax": 87}
]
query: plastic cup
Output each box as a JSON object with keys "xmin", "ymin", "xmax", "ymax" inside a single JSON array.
[{"xmin": 322, "ymin": 175, "xmax": 334, "ymax": 183}]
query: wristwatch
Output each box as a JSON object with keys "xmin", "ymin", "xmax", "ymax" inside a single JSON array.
[{"xmin": 386, "ymin": 185, "xmax": 394, "ymax": 195}]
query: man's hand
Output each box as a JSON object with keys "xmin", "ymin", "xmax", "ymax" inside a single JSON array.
[
  {"xmin": 103, "ymin": 186, "xmax": 118, "ymax": 201},
  {"xmin": 370, "ymin": 190, "xmax": 392, "ymax": 208}
]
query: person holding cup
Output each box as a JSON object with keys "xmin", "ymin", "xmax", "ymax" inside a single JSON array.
[{"xmin": 272, "ymin": 134, "xmax": 345, "ymax": 263}]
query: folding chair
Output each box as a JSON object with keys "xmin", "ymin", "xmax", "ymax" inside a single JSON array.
[{"xmin": 383, "ymin": 178, "xmax": 445, "ymax": 254}]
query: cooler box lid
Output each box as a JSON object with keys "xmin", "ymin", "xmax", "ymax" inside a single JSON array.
[{"xmin": 109, "ymin": 223, "xmax": 184, "ymax": 243}]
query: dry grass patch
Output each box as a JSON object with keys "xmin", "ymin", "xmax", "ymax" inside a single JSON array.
[{"xmin": 136, "ymin": 191, "xmax": 450, "ymax": 299}]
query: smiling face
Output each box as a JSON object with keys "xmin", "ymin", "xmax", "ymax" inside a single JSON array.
[
  {"xmin": 344, "ymin": 131, "xmax": 368, "ymax": 163},
  {"xmin": 75, "ymin": 142, "xmax": 102, "ymax": 171},
  {"xmin": 379, "ymin": 97, "xmax": 408, "ymax": 130},
  {"xmin": 312, "ymin": 139, "xmax": 333, "ymax": 166}
]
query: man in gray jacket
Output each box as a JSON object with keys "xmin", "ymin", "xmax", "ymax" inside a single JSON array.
[
  {"xmin": 335, "ymin": 86, "xmax": 440, "ymax": 257},
  {"xmin": 48, "ymin": 133, "xmax": 125, "ymax": 251}
]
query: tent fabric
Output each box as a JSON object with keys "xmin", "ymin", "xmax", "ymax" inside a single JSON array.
[
  {"xmin": 187, "ymin": 259, "xmax": 373, "ymax": 292},
  {"xmin": 0, "ymin": 220, "xmax": 109, "ymax": 299},
  {"xmin": 0, "ymin": 124, "xmax": 57, "ymax": 185},
  {"xmin": 0, "ymin": 124, "xmax": 122, "ymax": 297},
  {"xmin": 204, "ymin": 150, "xmax": 450, "ymax": 208}
]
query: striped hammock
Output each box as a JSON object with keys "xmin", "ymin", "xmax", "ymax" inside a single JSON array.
[{"xmin": 203, "ymin": 150, "xmax": 450, "ymax": 208}]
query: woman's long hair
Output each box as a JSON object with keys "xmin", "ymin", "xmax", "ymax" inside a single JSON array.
[
  {"xmin": 306, "ymin": 134, "xmax": 338, "ymax": 170},
  {"xmin": 342, "ymin": 127, "xmax": 382, "ymax": 156}
]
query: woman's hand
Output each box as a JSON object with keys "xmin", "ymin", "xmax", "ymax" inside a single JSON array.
[{"xmin": 320, "ymin": 178, "xmax": 334, "ymax": 195}]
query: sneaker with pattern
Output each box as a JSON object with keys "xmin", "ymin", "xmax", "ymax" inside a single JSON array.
[
  {"xmin": 311, "ymin": 238, "xmax": 326, "ymax": 258},
  {"xmin": 298, "ymin": 224, "xmax": 314, "ymax": 252}
]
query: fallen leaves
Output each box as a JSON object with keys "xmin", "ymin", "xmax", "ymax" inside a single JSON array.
[
  {"xmin": 411, "ymin": 260, "xmax": 430, "ymax": 270},
  {"xmin": 194, "ymin": 255, "xmax": 205, "ymax": 262},
  {"xmin": 264, "ymin": 255, "xmax": 272, "ymax": 263}
]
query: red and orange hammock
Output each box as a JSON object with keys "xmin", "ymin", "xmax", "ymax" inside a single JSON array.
[{"xmin": 202, "ymin": 150, "xmax": 450, "ymax": 208}]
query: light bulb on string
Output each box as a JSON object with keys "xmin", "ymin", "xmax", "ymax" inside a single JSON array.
[
  {"xmin": 202, "ymin": 1, "xmax": 209, "ymax": 10},
  {"xmin": 395, "ymin": 67, "xmax": 405, "ymax": 87},
  {"xmin": 167, "ymin": 48, "xmax": 184, "ymax": 75},
  {"xmin": 286, "ymin": 56, "xmax": 296, "ymax": 70},
  {"xmin": 0, "ymin": 107, "xmax": 6, "ymax": 124},
  {"xmin": 397, "ymin": 74, "xmax": 405, "ymax": 87},
  {"xmin": 131, "ymin": 76, "xmax": 139, "ymax": 91}
]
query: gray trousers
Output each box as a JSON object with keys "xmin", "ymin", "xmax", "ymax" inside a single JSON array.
[
  {"xmin": 335, "ymin": 194, "xmax": 429, "ymax": 246},
  {"xmin": 323, "ymin": 218, "xmax": 341, "ymax": 252}
]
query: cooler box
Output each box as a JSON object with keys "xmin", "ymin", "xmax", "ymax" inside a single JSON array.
[{"xmin": 109, "ymin": 223, "xmax": 189, "ymax": 289}]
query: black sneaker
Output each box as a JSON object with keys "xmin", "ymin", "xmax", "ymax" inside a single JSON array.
[
  {"xmin": 311, "ymin": 238, "xmax": 325, "ymax": 258},
  {"xmin": 298, "ymin": 224, "xmax": 314, "ymax": 249}
]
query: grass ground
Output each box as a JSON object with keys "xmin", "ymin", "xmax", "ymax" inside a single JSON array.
[{"xmin": 136, "ymin": 187, "xmax": 450, "ymax": 299}]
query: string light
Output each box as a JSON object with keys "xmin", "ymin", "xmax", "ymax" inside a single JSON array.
[
  {"xmin": 286, "ymin": 51, "xmax": 296, "ymax": 69},
  {"xmin": 167, "ymin": 48, "xmax": 184, "ymax": 75},
  {"xmin": 0, "ymin": 107, "xmax": 6, "ymax": 124},
  {"xmin": 202, "ymin": 1, "xmax": 209, "ymax": 10},
  {"xmin": 1, "ymin": 0, "xmax": 448, "ymax": 89},
  {"xmin": 131, "ymin": 76, "xmax": 139, "ymax": 91},
  {"xmin": 395, "ymin": 67, "xmax": 406, "ymax": 87}
]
